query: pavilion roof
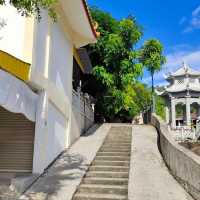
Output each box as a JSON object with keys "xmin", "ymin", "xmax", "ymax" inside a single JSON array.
[
  {"xmin": 158, "ymin": 83, "xmax": 200, "ymax": 96},
  {"xmin": 166, "ymin": 62, "xmax": 200, "ymax": 80}
]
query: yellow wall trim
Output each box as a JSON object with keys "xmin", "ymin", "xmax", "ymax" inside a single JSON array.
[
  {"xmin": 0, "ymin": 50, "xmax": 30, "ymax": 81},
  {"xmin": 73, "ymin": 48, "xmax": 85, "ymax": 72}
]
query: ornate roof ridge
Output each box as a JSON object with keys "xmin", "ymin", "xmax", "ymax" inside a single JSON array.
[{"xmin": 166, "ymin": 62, "xmax": 200, "ymax": 79}]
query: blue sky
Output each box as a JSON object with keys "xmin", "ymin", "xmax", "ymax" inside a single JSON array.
[{"xmin": 88, "ymin": 0, "xmax": 200, "ymax": 86}]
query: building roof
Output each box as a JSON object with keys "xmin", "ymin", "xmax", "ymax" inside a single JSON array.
[
  {"xmin": 82, "ymin": 0, "xmax": 99, "ymax": 39},
  {"xmin": 59, "ymin": 0, "xmax": 98, "ymax": 47},
  {"xmin": 157, "ymin": 62, "xmax": 200, "ymax": 96},
  {"xmin": 164, "ymin": 83, "xmax": 200, "ymax": 93},
  {"xmin": 166, "ymin": 62, "xmax": 200, "ymax": 80}
]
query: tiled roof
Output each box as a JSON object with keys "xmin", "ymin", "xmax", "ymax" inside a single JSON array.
[{"xmin": 167, "ymin": 62, "xmax": 200, "ymax": 79}]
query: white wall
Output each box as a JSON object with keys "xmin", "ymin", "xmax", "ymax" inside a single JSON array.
[
  {"xmin": 32, "ymin": 11, "xmax": 73, "ymax": 173},
  {"xmin": 48, "ymin": 21, "xmax": 73, "ymax": 100},
  {"xmin": 47, "ymin": 14, "xmax": 73, "ymax": 150},
  {"xmin": 0, "ymin": 4, "xmax": 26, "ymax": 60},
  {"xmin": 0, "ymin": 4, "xmax": 34, "ymax": 63},
  {"xmin": 0, "ymin": 4, "xmax": 94, "ymax": 174},
  {"xmin": 46, "ymin": 101, "xmax": 67, "ymax": 166}
]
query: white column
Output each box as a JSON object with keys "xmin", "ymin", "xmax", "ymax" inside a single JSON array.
[
  {"xmin": 186, "ymin": 96, "xmax": 191, "ymax": 127},
  {"xmin": 198, "ymin": 105, "xmax": 200, "ymax": 118},
  {"xmin": 171, "ymin": 97, "xmax": 176, "ymax": 129},
  {"xmin": 165, "ymin": 106, "xmax": 170, "ymax": 124},
  {"xmin": 33, "ymin": 90, "xmax": 48, "ymax": 174}
]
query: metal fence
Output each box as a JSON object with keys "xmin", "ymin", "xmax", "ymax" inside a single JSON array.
[{"xmin": 70, "ymin": 89, "xmax": 94, "ymax": 143}]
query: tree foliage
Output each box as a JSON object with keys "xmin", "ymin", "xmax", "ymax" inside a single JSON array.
[
  {"xmin": 87, "ymin": 7, "xmax": 153, "ymax": 122},
  {"xmin": 0, "ymin": 0, "xmax": 57, "ymax": 20},
  {"xmin": 155, "ymin": 95, "xmax": 166, "ymax": 120},
  {"xmin": 140, "ymin": 39, "xmax": 166, "ymax": 93}
]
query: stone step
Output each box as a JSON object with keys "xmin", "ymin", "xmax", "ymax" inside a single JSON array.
[
  {"xmin": 89, "ymin": 166, "xmax": 129, "ymax": 172},
  {"xmin": 105, "ymin": 135, "xmax": 131, "ymax": 138},
  {"xmin": 101, "ymin": 146, "xmax": 131, "ymax": 150},
  {"xmin": 102, "ymin": 143, "xmax": 131, "ymax": 146},
  {"xmin": 105, "ymin": 140, "xmax": 131, "ymax": 143},
  {"xmin": 82, "ymin": 177, "xmax": 128, "ymax": 185},
  {"xmin": 92, "ymin": 161, "xmax": 130, "ymax": 167},
  {"xmin": 100, "ymin": 147, "xmax": 131, "ymax": 150},
  {"xmin": 86, "ymin": 171, "xmax": 129, "ymax": 178},
  {"xmin": 102, "ymin": 142, "xmax": 132, "ymax": 146},
  {"xmin": 73, "ymin": 193, "xmax": 127, "ymax": 200},
  {"xmin": 97, "ymin": 152, "xmax": 130, "ymax": 157},
  {"xmin": 77, "ymin": 184, "xmax": 128, "ymax": 195},
  {"xmin": 99, "ymin": 148, "xmax": 131, "ymax": 153},
  {"xmin": 106, "ymin": 136, "xmax": 130, "ymax": 138},
  {"xmin": 95, "ymin": 156, "xmax": 130, "ymax": 161}
]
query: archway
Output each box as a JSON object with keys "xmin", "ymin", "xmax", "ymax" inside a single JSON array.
[
  {"xmin": 191, "ymin": 102, "xmax": 199, "ymax": 128},
  {"xmin": 175, "ymin": 103, "xmax": 185, "ymax": 127}
]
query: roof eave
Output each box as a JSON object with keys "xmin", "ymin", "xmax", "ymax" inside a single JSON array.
[
  {"xmin": 59, "ymin": 0, "xmax": 97, "ymax": 47},
  {"xmin": 82, "ymin": 0, "xmax": 98, "ymax": 39}
]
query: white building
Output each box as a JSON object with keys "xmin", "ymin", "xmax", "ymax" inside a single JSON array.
[
  {"xmin": 0, "ymin": 0, "xmax": 97, "ymax": 174},
  {"xmin": 159, "ymin": 62, "xmax": 200, "ymax": 130}
]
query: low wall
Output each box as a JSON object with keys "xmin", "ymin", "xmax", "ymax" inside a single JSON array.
[{"xmin": 151, "ymin": 114, "xmax": 200, "ymax": 200}]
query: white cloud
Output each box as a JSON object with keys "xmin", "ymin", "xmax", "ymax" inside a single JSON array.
[
  {"xmin": 183, "ymin": 5, "xmax": 200, "ymax": 33},
  {"xmin": 142, "ymin": 47, "xmax": 200, "ymax": 86},
  {"xmin": 179, "ymin": 16, "xmax": 187, "ymax": 25},
  {"xmin": 165, "ymin": 49, "xmax": 200, "ymax": 70},
  {"xmin": 192, "ymin": 6, "xmax": 200, "ymax": 17}
]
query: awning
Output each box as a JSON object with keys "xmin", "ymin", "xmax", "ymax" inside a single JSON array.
[
  {"xmin": 0, "ymin": 69, "xmax": 38, "ymax": 121},
  {"xmin": 73, "ymin": 48, "xmax": 93, "ymax": 74},
  {"xmin": 0, "ymin": 50, "xmax": 30, "ymax": 81},
  {"xmin": 77, "ymin": 48, "xmax": 93, "ymax": 74}
]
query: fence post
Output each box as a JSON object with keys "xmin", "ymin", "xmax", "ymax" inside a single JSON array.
[
  {"xmin": 84, "ymin": 97, "xmax": 86, "ymax": 132},
  {"xmin": 77, "ymin": 87, "xmax": 81, "ymax": 133}
]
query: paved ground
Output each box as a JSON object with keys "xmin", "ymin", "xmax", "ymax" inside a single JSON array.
[
  {"xmin": 19, "ymin": 124, "xmax": 111, "ymax": 200},
  {"xmin": 0, "ymin": 173, "xmax": 19, "ymax": 200},
  {"xmin": 1, "ymin": 123, "xmax": 192, "ymax": 200},
  {"xmin": 129, "ymin": 125, "xmax": 194, "ymax": 200}
]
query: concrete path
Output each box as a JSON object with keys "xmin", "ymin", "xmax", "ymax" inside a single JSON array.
[
  {"xmin": 0, "ymin": 173, "xmax": 18, "ymax": 200},
  {"xmin": 129, "ymin": 125, "xmax": 194, "ymax": 200},
  {"xmin": 19, "ymin": 124, "xmax": 111, "ymax": 200}
]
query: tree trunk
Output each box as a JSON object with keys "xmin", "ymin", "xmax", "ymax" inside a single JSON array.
[
  {"xmin": 151, "ymin": 73, "xmax": 154, "ymax": 94},
  {"xmin": 151, "ymin": 73, "xmax": 155, "ymax": 113}
]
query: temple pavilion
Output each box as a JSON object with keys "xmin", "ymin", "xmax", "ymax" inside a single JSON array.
[{"xmin": 159, "ymin": 62, "xmax": 200, "ymax": 129}]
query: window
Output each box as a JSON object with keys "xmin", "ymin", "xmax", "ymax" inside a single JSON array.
[{"xmin": 177, "ymin": 79, "xmax": 184, "ymax": 84}]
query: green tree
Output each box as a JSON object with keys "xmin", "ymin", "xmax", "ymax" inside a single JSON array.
[
  {"xmin": 140, "ymin": 39, "xmax": 166, "ymax": 94},
  {"xmin": 0, "ymin": 0, "xmax": 57, "ymax": 20},
  {"xmin": 133, "ymin": 82, "xmax": 151, "ymax": 112},
  {"xmin": 155, "ymin": 95, "xmax": 166, "ymax": 120},
  {"xmin": 86, "ymin": 8, "xmax": 153, "ymax": 121}
]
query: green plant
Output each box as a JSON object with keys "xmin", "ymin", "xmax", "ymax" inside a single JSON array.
[
  {"xmin": 155, "ymin": 95, "xmax": 166, "ymax": 120},
  {"xmin": 86, "ymin": 8, "xmax": 155, "ymax": 121},
  {"xmin": 0, "ymin": 0, "xmax": 57, "ymax": 20},
  {"xmin": 140, "ymin": 39, "xmax": 166, "ymax": 94}
]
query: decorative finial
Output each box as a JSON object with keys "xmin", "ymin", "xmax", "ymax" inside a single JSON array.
[{"xmin": 183, "ymin": 61, "xmax": 188, "ymax": 72}]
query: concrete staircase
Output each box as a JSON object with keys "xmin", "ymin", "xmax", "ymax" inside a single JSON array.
[{"xmin": 73, "ymin": 126, "xmax": 132, "ymax": 200}]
